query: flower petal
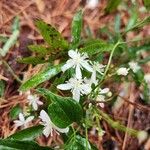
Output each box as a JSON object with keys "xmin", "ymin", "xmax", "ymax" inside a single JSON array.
[
  {"xmin": 57, "ymin": 83, "xmax": 72, "ymax": 90},
  {"xmin": 72, "ymin": 88, "xmax": 80, "ymax": 102},
  {"xmin": 99, "ymin": 88, "xmax": 109, "ymax": 94},
  {"xmin": 14, "ymin": 120, "xmax": 24, "ymax": 127},
  {"xmin": 43, "ymin": 126, "xmax": 52, "ymax": 137},
  {"xmin": 68, "ymin": 49, "xmax": 78, "ymax": 58},
  {"xmin": 61, "ymin": 60, "xmax": 74, "ymax": 72},
  {"xmin": 25, "ymin": 116, "xmax": 34, "ymax": 123},
  {"xmin": 19, "ymin": 113, "xmax": 25, "ymax": 122},
  {"xmin": 75, "ymin": 64, "xmax": 82, "ymax": 79},
  {"xmin": 81, "ymin": 61, "xmax": 93, "ymax": 72},
  {"xmin": 91, "ymin": 71, "xmax": 97, "ymax": 85},
  {"xmin": 39, "ymin": 110, "xmax": 51, "ymax": 123},
  {"xmin": 32, "ymin": 102, "xmax": 38, "ymax": 110},
  {"xmin": 55, "ymin": 126, "xmax": 69, "ymax": 133},
  {"xmin": 37, "ymin": 100, "xmax": 43, "ymax": 105},
  {"xmin": 81, "ymin": 84, "xmax": 91, "ymax": 95}
]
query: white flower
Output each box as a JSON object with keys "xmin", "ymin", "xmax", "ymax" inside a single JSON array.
[
  {"xmin": 99, "ymin": 88, "xmax": 110, "ymax": 94},
  {"xmin": 39, "ymin": 110, "xmax": 69, "ymax": 137},
  {"xmin": 144, "ymin": 74, "xmax": 150, "ymax": 84},
  {"xmin": 27, "ymin": 94, "xmax": 43, "ymax": 111},
  {"xmin": 117, "ymin": 67, "xmax": 129, "ymax": 76},
  {"xmin": 61, "ymin": 50, "xmax": 93, "ymax": 79},
  {"xmin": 96, "ymin": 88, "xmax": 111, "ymax": 108},
  {"xmin": 14, "ymin": 113, "xmax": 34, "ymax": 128},
  {"xmin": 129, "ymin": 61, "xmax": 140, "ymax": 73},
  {"xmin": 91, "ymin": 62, "xmax": 105, "ymax": 85},
  {"xmin": 57, "ymin": 76, "xmax": 91, "ymax": 102},
  {"xmin": 86, "ymin": 0, "xmax": 99, "ymax": 9}
]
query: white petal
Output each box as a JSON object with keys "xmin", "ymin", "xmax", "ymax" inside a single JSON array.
[
  {"xmin": 81, "ymin": 61, "xmax": 93, "ymax": 72},
  {"xmin": 75, "ymin": 64, "xmax": 82, "ymax": 79},
  {"xmin": 72, "ymin": 89, "xmax": 80, "ymax": 102},
  {"xmin": 43, "ymin": 125, "xmax": 52, "ymax": 137},
  {"xmin": 57, "ymin": 83, "xmax": 72, "ymax": 90},
  {"xmin": 99, "ymin": 103, "xmax": 105, "ymax": 108},
  {"xmin": 61, "ymin": 60, "xmax": 74, "ymax": 72},
  {"xmin": 100, "ymin": 88, "xmax": 109, "ymax": 94},
  {"xmin": 68, "ymin": 49, "xmax": 78, "ymax": 58},
  {"xmin": 37, "ymin": 100, "xmax": 43, "ymax": 105},
  {"xmin": 55, "ymin": 126, "xmax": 69, "ymax": 133},
  {"xmin": 14, "ymin": 120, "xmax": 24, "ymax": 127},
  {"xmin": 32, "ymin": 102, "xmax": 38, "ymax": 110},
  {"xmin": 39, "ymin": 110, "xmax": 51, "ymax": 124},
  {"xmin": 81, "ymin": 84, "xmax": 91, "ymax": 95},
  {"xmin": 91, "ymin": 71, "xmax": 97, "ymax": 85},
  {"xmin": 25, "ymin": 116, "xmax": 34, "ymax": 123},
  {"xmin": 19, "ymin": 113, "xmax": 25, "ymax": 122}
]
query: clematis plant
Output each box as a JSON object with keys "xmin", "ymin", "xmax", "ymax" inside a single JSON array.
[{"xmin": 3, "ymin": 5, "xmax": 150, "ymax": 150}]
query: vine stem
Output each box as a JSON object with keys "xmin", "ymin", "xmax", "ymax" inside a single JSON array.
[
  {"xmin": 101, "ymin": 41, "xmax": 120, "ymax": 82},
  {"xmin": 94, "ymin": 107, "xmax": 139, "ymax": 137}
]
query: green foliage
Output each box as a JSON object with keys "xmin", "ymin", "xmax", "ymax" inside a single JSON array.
[
  {"xmin": 35, "ymin": 20, "xmax": 68, "ymax": 49},
  {"xmin": 8, "ymin": 125, "xmax": 43, "ymax": 141},
  {"xmin": 71, "ymin": 10, "xmax": 83, "ymax": 49},
  {"xmin": 114, "ymin": 14, "xmax": 121, "ymax": 33},
  {"xmin": 0, "ymin": 139, "xmax": 52, "ymax": 150},
  {"xmin": 20, "ymin": 64, "xmax": 62, "ymax": 92},
  {"xmin": 0, "ymin": 80, "xmax": 5, "ymax": 97},
  {"xmin": 9, "ymin": 105, "xmax": 22, "ymax": 119},
  {"xmin": 17, "ymin": 56, "xmax": 46, "ymax": 65},
  {"xmin": 143, "ymin": 0, "xmax": 150, "ymax": 10},
  {"xmin": 0, "ymin": 17, "xmax": 20, "ymax": 57},
  {"xmin": 28, "ymin": 45, "xmax": 49, "ymax": 55},
  {"xmin": 105, "ymin": 0, "xmax": 122, "ymax": 13},
  {"xmin": 125, "ymin": 16, "xmax": 150, "ymax": 33},
  {"xmin": 64, "ymin": 135, "xmax": 97, "ymax": 150},
  {"xmin": 81, "ymin": 39, "xmax": 113, "ymax": 55},
  {"xmin": 37, "ymin": 88, "xmax": 83, "ymax": 128},
  {"xmin": 125, "ymin": 7, "xmax": 138, "ymax": 31}
]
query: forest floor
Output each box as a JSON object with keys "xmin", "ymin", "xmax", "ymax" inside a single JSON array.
[{"xmin": 0, "ymin": 0, "xmax": 150, "ymax": 150}]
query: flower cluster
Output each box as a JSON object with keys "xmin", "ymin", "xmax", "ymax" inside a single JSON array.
[
  {"xmin": 57, "ymin": 49, "xmax": 107, "ymax": 102},
  {"xmin": 14, "ymin": 91, "xmax": 68, "ymax": 137}
]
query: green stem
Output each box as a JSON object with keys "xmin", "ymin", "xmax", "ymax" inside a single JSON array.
[
  {"xmin": 95, "ymin": 107, "xmax": 138, "ymax": 137},
  {"xmin": 101, "ymin": 41, "xmax": 120, "ymax": 82}
]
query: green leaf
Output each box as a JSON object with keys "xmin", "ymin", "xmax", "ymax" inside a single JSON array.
[
  {"xmin": 128, "ymin": 42, "xmax": 150, "ymax": 53},
  {"xmin": 28, "ymin": 45, "xmax": 48, "ymax": 55},
  {"xmin": 71, "ymin": 10, "xmax": 83, "ymax": 49},
  {"xmin": 0, "ymin": 30, "xmax": 19, "ymax": 57},
  {"xmin": 64, "ymin": 135, "xmax": 97, "ymax": 150},
  {"xmin": 20, "ymin": 64, "xmax": 62, "ymax": 92},
  {"xmin": 8, "ymin": 125, "xmax": 43, "ymax": 141},
  {"xmin": 17, "ymin": 56, "xmax": 46, "ymax": 65},
  {"xmin": 114, "ymin": 14, "xmax": 121, "ymax": 33},
  {"xmin": 0, "ymin": 17, "xmax": 20, "ymax": 57},
  {"xmin": 144, "ymin": 0, "xmax": 150, "ymax": 10},
  {"xmin": 35, "ymin": 20, "xmax": 68, "ymax": 49},
  {"xmin": 12, "ymin": 16, "xmax": 20, "ymax": 32},
  {"xmin": 0, "ymin": 80, "xmax": 5, "ymax": 97},
  {"xmin": 125, "ymin": 16, "xmax": 150, "ymax": 33},
  {"xmin": 105, "ymin": 0, "xmax": 122, "ymax": 13},
  {"xmin": 37, "ymin": 88, "xmax": 83, "ymax": 128},
  {"xmin": 81, "ymin": 39, "xmax": 113, "ymax": 55},
  {"xmin": 125, "ymin": 7, "xmax": 138, "ymax": 31},
  {"xmin": 138, "ymin": 56, "xmax": 150, "ymax": 64},
  {"xmin": 0, "ymin": 139, "xmax": 52, "ymax": 150},
  {"xmin": 9, "ymin": 105, "xmax": 22, "ymax": 119}
]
